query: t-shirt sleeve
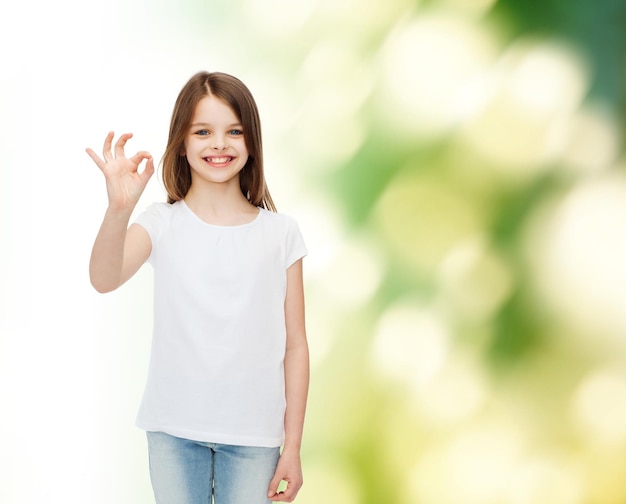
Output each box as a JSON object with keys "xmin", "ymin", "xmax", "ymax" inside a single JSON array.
[
  {"xmin": 133, "ymin": 202, "xmax": 167, "ymax": 261},
  {"xmin": 285, "ymin": 216, "xmax": 308, "ymax": 268}
]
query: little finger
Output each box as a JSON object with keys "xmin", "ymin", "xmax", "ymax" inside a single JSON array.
[{"xmin": 85, "ymin": 147, "xmax": 106, "ymax": 171}]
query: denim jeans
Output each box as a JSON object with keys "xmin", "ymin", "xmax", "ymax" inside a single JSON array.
[{"xmin": 146, "ymin": 431, "xmax": 281, "ymax": 504}]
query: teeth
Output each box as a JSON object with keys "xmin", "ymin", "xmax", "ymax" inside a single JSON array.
[{"xmin": 207, "ymin": 157, "xmax": 231, "ymax": 163}]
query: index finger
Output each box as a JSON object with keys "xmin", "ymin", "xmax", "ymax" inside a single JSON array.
[
  {"xmin": 270, "ymin": 487, "xmax": 298, "ymax": 502},
  {"xmin": 102, "ymin": 131, "xmax": 115, "ymax": 161}
]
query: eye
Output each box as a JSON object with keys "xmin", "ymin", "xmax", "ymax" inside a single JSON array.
[
  {"xmin": 229, "ymin": 129, "xmax": 244, "ymax": 136},
  {"xmin": 195, "ymin": 129, "xmax": 210, "ymax": 136}
]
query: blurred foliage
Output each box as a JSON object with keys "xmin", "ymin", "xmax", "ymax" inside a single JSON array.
[
  {"xmin": 2, "ymin": 0, "xmax": 625, "ymax": 502},
  {"xmin": 491, "ymin": 0, "xmax": 626, "ymax": 107},
  {"xmin": 133, "ymin": 0, "xmax": 626, "ymax": 501},
  {"xmin": 259, "ymin": 0, "xmax": 626, "ymax": 503},
  {"xmin": 89, "ymin": 0, "xmax": 626, "ymax": 501}
]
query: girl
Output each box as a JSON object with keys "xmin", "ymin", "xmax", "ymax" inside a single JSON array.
[{"xmin": 87, "ymin": 71, "xmax": 308, "ymax": 504}]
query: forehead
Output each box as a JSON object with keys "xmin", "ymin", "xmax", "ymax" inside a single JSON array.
[{"xmin": 191, "ymin": 95, "xmax": 240, "ymax": 124}]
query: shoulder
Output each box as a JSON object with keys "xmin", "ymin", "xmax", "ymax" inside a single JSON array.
[
  {"xmin": 145, "ymin": 200, "xmax": 177, "ymax": 215},
  {"xmin": 259, "ymin": 209, "xmax": 307, "ymax": 254},
  {"xmin": 136, "ymin": 201, "xmax": 178, "ymax": 220},
  {"xmin": 133, "ymin": 201, "xmax": 178, "ymax": 237},
  {"xmin": 259, "ymin": 208, "xmax": 300, "ymax": 228},
  {"xmin": 258, "ymin": 209, "xmax": 305, "ymax": 239}
]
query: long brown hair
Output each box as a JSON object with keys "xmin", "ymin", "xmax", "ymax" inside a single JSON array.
[{"xmin": 161, "ymin": 71, "xmax": 276, "ymax": 211}]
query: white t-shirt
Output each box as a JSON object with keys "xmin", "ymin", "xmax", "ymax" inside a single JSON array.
[{"xmin": 133, "ymin": 200, "xmax": 307, "ymax": 447}]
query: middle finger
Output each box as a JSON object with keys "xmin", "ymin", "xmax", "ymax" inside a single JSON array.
[{"xmin": 114, "ymin": 132, "xmax": 134, "ymax": 159}]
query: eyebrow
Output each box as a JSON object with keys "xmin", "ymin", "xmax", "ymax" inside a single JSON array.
[{"xmin": 190, "ymin": 122, "xmax": 243, "ymax": 128}]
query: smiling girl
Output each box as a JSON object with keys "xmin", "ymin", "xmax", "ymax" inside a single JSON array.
[{"xmin": 87, "ymin": 72, "xmax": 309, "ymax": 504}]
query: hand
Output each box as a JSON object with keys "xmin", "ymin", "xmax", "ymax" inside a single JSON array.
[
  {"xmin": 86, "ymin": 132, "xmax": 155, "ymax": 211},
  {"xmin": 267, "ymin": 450, "xmax": 303, "ymax": 502}
]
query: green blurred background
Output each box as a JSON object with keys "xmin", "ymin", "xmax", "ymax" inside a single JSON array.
[{"xmin": 1, "ymin": 0, "xmax": 625, "ymax": 503}]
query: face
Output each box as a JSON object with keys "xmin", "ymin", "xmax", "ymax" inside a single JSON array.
[{"xmin": 183, "ymin": 95, "xmax": 249, "ymax": 189}]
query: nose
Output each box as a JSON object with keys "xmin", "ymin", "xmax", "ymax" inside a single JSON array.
[{"xmin": 211, "ymin": 134, "xmax": 227, "ymax": 151}]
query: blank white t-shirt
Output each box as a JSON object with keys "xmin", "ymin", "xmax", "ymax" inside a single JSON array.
[{"xmin": 133, "ymin": 200, "xmax": 307, "ymax": 447}]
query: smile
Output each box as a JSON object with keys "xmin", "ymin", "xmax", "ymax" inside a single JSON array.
[{"xmin": 204, "ymin": 156, "xmax": 234, "ymax": 164}]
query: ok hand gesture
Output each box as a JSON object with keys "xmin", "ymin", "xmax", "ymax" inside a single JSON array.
[{"xmin": 86, "ymin": 132, "xmax": 155, "ymax": 212}]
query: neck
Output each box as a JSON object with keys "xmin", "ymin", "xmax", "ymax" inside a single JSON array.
[{"xmin": 184, "ymin": 182, "xmax": 258, "ymax": 225}]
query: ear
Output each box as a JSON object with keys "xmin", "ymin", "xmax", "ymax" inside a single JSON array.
[{"xmin": 176, "ymin": 138, "xmax": 187, "ymax": 156}]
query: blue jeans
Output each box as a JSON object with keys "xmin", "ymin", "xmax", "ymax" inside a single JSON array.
[{"xmin": 146, "ymin": 431, "xmax": 281, "ymax": 504}]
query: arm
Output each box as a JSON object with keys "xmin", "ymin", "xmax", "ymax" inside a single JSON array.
[
  {"xmin": 87, "ymin": 132, "xmax": 154, "ymax": 293},
  {"xmin": 268, "ymin": 258, "xmax": 309, "ymax": 502},
  {"xmin": 90, "ymin": 219, "xmax": 151, "ymax": 293}
]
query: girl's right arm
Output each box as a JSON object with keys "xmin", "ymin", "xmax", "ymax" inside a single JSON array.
[{"xmin": 87, "ymin": 132, "xmax": 155, "ymax": 293}]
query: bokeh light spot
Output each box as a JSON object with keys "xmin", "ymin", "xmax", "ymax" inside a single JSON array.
[
  {"xmin": 562, "ymin": 102, "xmax": 621, "ymax": 172},
  {"xmin": 437, "ymin": 235, "xmax": 514, "ymax": 321},
  {"xmin": 295, "ymin": 40, "xmax": 372, "ymax": 165},
  {"xmin": 459, "ymin": 38, "xmax": 589, "ymax": 173},
  {"xmin": 507, "ymin": 40, "xmax": 587, "ymax": 113},
  {"xmin": 297, "ymin": 459, "xmax": 361, "ymax": 504},
  {"xmin": 506, "ymin": 457, "xmax": 585, "ymax": 504},
  {"xmin": 371, "ymin": 300, "xmax": 449, "ymax": 388},
  {"xmin": 572, "ymin": 368, "xmax": 626, "ymax": 446},
  {"xmin": 414, "ymin": 353, "xmax": 489, "ymax": 427},
  {"xmin": 526, "ymin": 174, "xmax": 626, "ymax": 342},
  {"xmin": 410, "ymin": 423, "xmax": 525, "ymax": 503},
  {"xmin": 374, "ymin": 170, "xmax": 484, "ymax": 271},
  {"xmin": 379, "ymin": 11, "xmax": 497, "ymax": 138},
  {"xmin": 318, "ymin": 235, "xmax": 385, "ymax": 308}
]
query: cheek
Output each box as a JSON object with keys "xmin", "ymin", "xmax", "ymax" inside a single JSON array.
[{"xmin": 241, "ymin": 141, "xmax": 251, "ymax": 158}]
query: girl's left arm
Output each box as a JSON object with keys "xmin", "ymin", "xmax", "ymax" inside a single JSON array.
[{"xmin": 268, "ymin": 258, "xmax": 309, "ymax": 502}]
